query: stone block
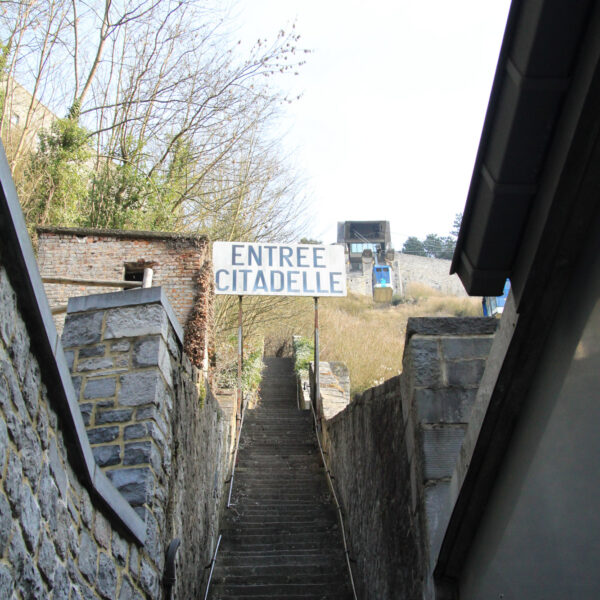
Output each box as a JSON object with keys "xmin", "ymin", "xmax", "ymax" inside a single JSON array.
[
  {"xmin": 421, "ymin": 426, "xmax": 466, "ymax": 480},
  {"xmin": 20, "ymin": 484, "xmax": 41, "ymax": 551},
  {"xmin": 415, "ymin": 388, "xmax": 478, "ymax": 423},
  {"xmin": 87, "ymin": 426, "xmax": 119, "ymax": 444},
  {"xmin": 62, "ymin": 311, "xmax": 104, "ymax": 347},
  {"xmin": 104, "ymin": 305, "xmax": 167, "ymax": 340},
  {"xmin": 407, "ymin": 336, "xmax": 441, "ymax": 387},
  {"xmin": 119, "ymin": 370, "xmax": 164, "ymax": 407},
  {"xmin": 107, "ymin": 467, "xmax": 153, "ymax": 506},
  {"xmin": 94, "ymin": 512, "xmax": 111, "ymax": 550},
  {"xmin": 440, "ymin": 335, "xmax": 494, "ymax": 361},
  {"xmin": 424, "ymin": 481, "xmax": 451, "ymax": 564},
  {"xmin": 52, "ymin": 564, "xmax": 69, "ymax": 600},
  {"xmin": 83, "ymin": 377, "xmax": 116, "ymax": 399},
  {"xmin": 123, "ymin": 423, "xmax": 147, "ymax": 441},
  {"xmin": 79, "ymin": 344, "xmax": 106, "ymax": 358},
  {"xmin": 97, "ymin": 552, "xmax": 117, "ymax": 599},
  {"xmin": 78, "ymin": 529, "xmax": 97, "ymax": 584},
  {"xmin": 123, "ymin": 441, "xmax": 160, "ymax": 470},
  {"xmin": 132, "ymin": 337, "xmax": 160, "ymax": 368},
  {"xmin": 79, "ymin": 403, "xmax": 93, "ymax": 426},
  {"xmin": 0, "ymin": 563, "xmax": 13, "ymax": 598},
  {"xmin": 96, "ymin": 408, "xmax": 134, "ymax": 425},
  {"xmin": 20, "ymin": 426, "xmax": 42, "ymax": 483},
  {"xmin": 92, "ymin": 445, "xmax": 121, "ymax": 467},
  {"xmin": 445, "ymin": 359, "xmax": 486, "ymax": 387},
  {"xmin": 111, "ymin": 340, "xmax": 131, "ymax": 352},
  {"xmin": 77, "ymin": 357, "xmax": 114, "ymax": 372},
  {"xmin": 0, "ymin": 493, "xmax": 12, "ymax": 554},
  {"xmin": 38, "ymin": 530, "xmax": 56, "ymax": 584},
  {"xmin": 112, "ymin": 532, "xmax": 128, "ymax": 567}
]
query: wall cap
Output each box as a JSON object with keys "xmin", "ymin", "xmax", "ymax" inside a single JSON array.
[{"xmin": 67, "ymin": 286, "xmax": 184, "ymax": 344}]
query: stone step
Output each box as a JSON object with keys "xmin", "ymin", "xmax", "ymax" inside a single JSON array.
[
  {"xmin": 208, "ymin": 357, "xmax": 351, "ymax": 600},
  {"xmin": 210, "ymin": 582, "xmax": 351, "ymax": 597}
]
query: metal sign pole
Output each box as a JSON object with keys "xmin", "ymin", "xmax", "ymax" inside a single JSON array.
[
  {"xmin": 237, "ymin": 295, "xmax": 243, "ymax": 430},
  {"xmin": 314, "ymin": 296, "xmax": 320, "ymax": 409}
]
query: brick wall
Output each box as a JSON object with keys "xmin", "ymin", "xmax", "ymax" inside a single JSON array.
[{"xmin": 37, "ymin": 227, "xmax": 211, "ymax": 339}]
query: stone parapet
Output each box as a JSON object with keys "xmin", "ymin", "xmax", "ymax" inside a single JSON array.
[
  {"xmin": 60, "ymin": 287, "xmax": 233, "ymax": 598},
  {"xmin": 310, "ymin": 316, "xmax": 497, "ymax": 600},
  {"xmin": 400, "ymin": 317, "xmax": 497, "ymax": 597}
]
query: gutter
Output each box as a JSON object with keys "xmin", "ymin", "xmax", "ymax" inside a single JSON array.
[{"xmin": 451, "ymin": 0, "xmax": 593, "ymax": 297}]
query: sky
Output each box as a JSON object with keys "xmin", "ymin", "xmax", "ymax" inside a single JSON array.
[{"xmin": 233, "ymin": 0, "xmax": 512, "ymax": 248}]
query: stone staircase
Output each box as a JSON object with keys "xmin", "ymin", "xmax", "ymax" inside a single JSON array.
[{"xmin": 208, "ymin": 357, "xmax": 353, "ymax": 600}]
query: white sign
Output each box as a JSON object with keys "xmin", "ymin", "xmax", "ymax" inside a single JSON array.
[{"xmin": 213, "ymin": 242, "xmax": 347, "ymax": 297}]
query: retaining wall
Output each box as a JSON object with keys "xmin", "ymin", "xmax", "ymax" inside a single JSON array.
[
  {"xmin": 0, "ymin": 261, "xmax": 232, "ymax": 598},
  {"xmin": 315, "ymin": 317, "xmax": 497, "ymax": 599}
]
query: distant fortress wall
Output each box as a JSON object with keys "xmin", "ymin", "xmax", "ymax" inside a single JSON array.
[
  {"xmin": 393, "ymin": 253, "xmax": 467, "ymax": 297},
  {"xmin": 345, "ymin": 252, "xmax": 467, "ymax": 297}
]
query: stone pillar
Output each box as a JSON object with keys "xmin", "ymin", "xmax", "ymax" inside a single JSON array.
[
  {"xmin": 400, "ymin": 317, "xmax": 497, "ymax": 592},
  {"xmin": 61, "ymin": 287, "xmax": 184, "ymax": 592}
]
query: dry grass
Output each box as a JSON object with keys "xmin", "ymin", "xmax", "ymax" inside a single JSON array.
[{"xmin": 244, "ymin": 287, "xmax": 481, "ymax": 397}]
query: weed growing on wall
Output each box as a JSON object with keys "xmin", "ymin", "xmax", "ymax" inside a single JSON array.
[{"xmin": 292, "ymin": 336, "xmax": 314, "ymax": 377}]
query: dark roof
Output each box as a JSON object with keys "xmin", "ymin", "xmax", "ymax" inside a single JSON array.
[{"xmin": 451, "ymin": 0, "xmax": 594, "ymax": 296}]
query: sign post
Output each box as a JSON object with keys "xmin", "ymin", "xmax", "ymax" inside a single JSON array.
[
  {"xmin": 237, "ymin": 295, "xmax": 243, "ymax": 430},
  {"xmin": 213, "ymin": 241, "xmax": 347, "ymax": 415}
]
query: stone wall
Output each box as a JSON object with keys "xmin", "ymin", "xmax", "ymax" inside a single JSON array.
[
  {"xmin": 315, "ymin": 317, "xmax": 497, "ymax": 600},
  {"xmin": 0, "ymin": 262, "xmax": 149, "ymax": 598},
  {"xmin": 344, "ymin": 252, "xmax": 467, "ymax": 298},
  {"xmin": 393, "ymin": 253, "xmax": 467, "ymax": 297},
  {"xmin": 0, "ymin": 255, "xmax": 232, "ymax": 598},
  {"xmin": 320, "ymin": 376, "xmax": 424, "ymax": 600},
  {"xmin": 61, "ymin": 288, "xmax": 234, "ymax": 599}
]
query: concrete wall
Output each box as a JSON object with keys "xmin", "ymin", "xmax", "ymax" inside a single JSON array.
[
  {"xmin": 313, "ymin": 317, "xmax": 497, "ymax": 600},
  {"xmin": 36, "ymin": 229, "xmax": 213, "ymax": 368},
  {"xmin": 458, "ymin": 214, "xmax": 600, "ymax": 600}
]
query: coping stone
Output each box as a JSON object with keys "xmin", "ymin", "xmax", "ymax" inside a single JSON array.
[
  {"xmin": 406, "ymin": 317, "xmax": 498, "ymax": 342},
  {"xmin": 67, "ymin": 287, "xmax": 183, "ymax": 343}
]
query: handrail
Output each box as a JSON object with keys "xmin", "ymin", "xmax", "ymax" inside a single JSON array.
[
  {"xmin": 203, "ymin": 534, "xmax": 222, "ymax": 600},
  {"xmin": 309, "ymin": 399, "xmax": 359, "ymax": 600},
  {"xmin": 227, "ymin": 398, "xmax": 247, "ymax": 508}
]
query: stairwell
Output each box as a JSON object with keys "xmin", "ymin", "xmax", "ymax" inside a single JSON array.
[{"xmin": 208, "ymin": 357, "xmax": 354, "ymax": 600}]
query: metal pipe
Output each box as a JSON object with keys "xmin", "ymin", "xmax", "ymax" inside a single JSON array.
[
  {"xmin": 203, "ymin": 534, "xmax": 222, "ymax": 600},
  {"xmin": 309, "ymin": 401, "xmax": 358, "ymax": 600},
  {"xmin": 42, "ymin": 276, "xmax": 142, "ymax": 288},
  {"xmin": 237, "ymin": 295, "xmax": 243, "ymax": 432}
]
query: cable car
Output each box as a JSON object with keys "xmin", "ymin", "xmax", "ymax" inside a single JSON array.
[{"xmin": 482, "ymin": 279, "xmax": 510, "ymax": 316}]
